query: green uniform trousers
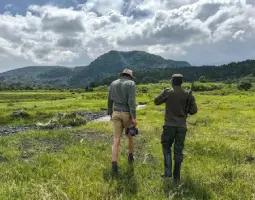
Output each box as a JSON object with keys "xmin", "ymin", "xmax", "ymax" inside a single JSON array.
[{"xmin": 161, "ymin": 126, "xmax": 187, "ymax": 163}]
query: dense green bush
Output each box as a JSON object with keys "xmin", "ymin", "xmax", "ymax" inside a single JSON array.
[
  {"xmin": 59, "ymin": 115, "xmax": 87, "ymax": 127},
  {"xmin": 199, "ymin": 76, "xmax": 206, "ymax": 83},
  {"xmin": 137, "ymin": 86, "xmax": 149, "ymax": 93},
  {"xmin": 93, "ymin": 85, "xmax": 108, "ymax": 92},
  {"xmin": 141, "ymin": 77, "xmax": 158, "ymax": 84},
  {"xmin": 237, "ymin": 80, "xmax": 252, "ymax": 91},
  {"xmin": 192, "ymin": 83, "xmax": 224, "ymax": 91}
]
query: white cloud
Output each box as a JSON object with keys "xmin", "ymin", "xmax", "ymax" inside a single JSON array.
[
  {"xmin": 232, "ymin": 30, "xmax": 245, "ymax": 40},
  {"xmin": 0, "ymin": 0, "xmax": 255, "ymax": 72},
  {"xmin": 82, "ymin": 0, "xmax": 124, "ymax": 15}
]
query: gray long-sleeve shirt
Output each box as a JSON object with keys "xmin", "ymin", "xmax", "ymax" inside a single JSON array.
[
  {"xmin": 108, "ymin": 77, "xmax": 136, "ymax": 119},
  {"xmin": 154, "ymin": 86, "xmax": 198, "ymax": 128}
]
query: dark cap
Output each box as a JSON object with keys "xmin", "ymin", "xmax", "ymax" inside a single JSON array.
[
  {"xmin": 171, "ymin": 74, "xmax": 183, "ymax": 85},
  {"xmin": 172, "ymin": 74, "xmax": 183, "ymax": 78}
]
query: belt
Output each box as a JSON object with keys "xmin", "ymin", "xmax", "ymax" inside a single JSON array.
[{"xmin": 114, "ymin": 108, "xmax": 129, "ymax": 112}]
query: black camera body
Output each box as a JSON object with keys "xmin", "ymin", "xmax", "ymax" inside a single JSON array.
[{"xmin": 126, "ymin": 127, "xmax": 139, "ymax": 137}]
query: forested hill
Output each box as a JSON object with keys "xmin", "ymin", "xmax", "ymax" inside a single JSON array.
[
  {"xmin": 0, "ymin": 51, "xmax": 254, "ymax": 90},
  {"xmin": 93, "ymin": 60, "xmax": 255, "ymax": 86},
  {"xmin": 68, "ymin": 50, "xmax": 191, "ymax": 86},
  {"xmin": 0, "ymin": 66, "xmax": 65, "ymax": 77},
  {"xmin": 0, "ymin": 50, "xmax": 191, "ymax": 88}
]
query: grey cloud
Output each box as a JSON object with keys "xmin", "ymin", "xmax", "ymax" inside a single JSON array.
[
  {"xmin": 247, "ymin": 0, "xmax": 255, "ymax": 6},
  {"xmin": 117, "ymin": 10, "xmax": 210, "ymax": 46},
  {"xmin": 1, "ymin": 0, "xmax": 255, "ymax": 71},
  {"xmin": 122, "ymin": 0, "xmax": 151, "ymax": 18},
  {"xmin": 196, "ymin": 2, "xmax": 222, "ymax": 22},
  {"xmin": 56, "ymin": 37, "xmax": 83, "ymax": 48},
  {"xmin": 0, "ymin": 46, "xmax": 8, "ymax": 56},
  {"xmin": 164, "ymin": 0, "xmax": 199, "ymax": 8},
  {"xmin": 32, "ymin": 45, "xmax": 54, "ymax": 62},
  {"xmin": 85, "ymin": 36, "xmax": 117, "ymax": 58},
  {"xmin": 117, "ymin": 0, "xmax": 255, "ymax": 48},
  {"xmin": 108, "ymin": 12, "xmax": 125, "ymax": 23},
  {"xmin": 0, "ymin": 26, "xmax": 22, "ymax": 44},
  {"xmin": 30, "ymin": 46, "xmax": 78, "ymax": 63},
  {"xmin": 42, "ymin": 13, "xmax": 85, "ymax": 34}
]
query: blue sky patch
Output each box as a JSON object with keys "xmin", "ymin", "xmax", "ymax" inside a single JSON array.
[{"xmin": 0, "ymin": 0, "xmax": 86, "ymax": 14}]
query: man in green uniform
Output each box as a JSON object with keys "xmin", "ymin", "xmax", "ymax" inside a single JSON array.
[
  {"xmin": 154, "ymin": 74, "xmax": 198, "ymax": 182},
  {"xmin": 108, "ymin": 68, "xmax": 137, "ymax": 174}
]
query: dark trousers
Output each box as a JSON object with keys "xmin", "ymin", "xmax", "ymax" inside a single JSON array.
[{"xmin": 161, "ymin": 126, "xmax": 187, "ymax": 163}]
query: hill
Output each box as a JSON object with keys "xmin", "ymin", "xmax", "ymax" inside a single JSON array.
[
  {"xmin": 0, "ymin": 50, "xmax": 191, "ymax": 88},
  {"xmin": 0, "ymin": 66, "xmax": 64, "ymax": 77},
  {"xmin": 0, "ymin": 66, "xmax": 72, "ymax": 89},
  {"xmin": 68, "ymin": 50, "xmax": 191, "ymax": 87},
  {"xmin": 93, "ymin": 60, "xmax": 255, "ymax": 86},
  {"xmin": 0, "ymin": 51, "xmax": 254, "ymax": 90}
]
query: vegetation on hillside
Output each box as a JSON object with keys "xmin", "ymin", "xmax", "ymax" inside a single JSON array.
[
  {"xmin": 0, "ymin": 51, "xmax": 255, "ymax": 90},
  {"xmin": 93, "ymin": 60, "xmax": 255, "ymax": 87},
  {"xmin": 0, "ymin": 50, "xmax": 190, "ymax": 89},
  {"xmin": 0, "ymin": 66, "xmax": 64, "ymax": 77}
]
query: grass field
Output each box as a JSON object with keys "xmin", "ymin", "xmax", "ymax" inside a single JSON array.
[{"xmin": 0, "ymin": 83, "xmax": 254, "ymax": 200}]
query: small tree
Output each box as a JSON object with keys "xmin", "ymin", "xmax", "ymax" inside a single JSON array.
[
  {"xmin": 199, "ymin": 76, "xmax": 206, "ymax": 83},
  {"xmin": 141, "ymin": 77, "xmax": 158, "ymax": 84},
  {"xmin": 89, "ymin": 82, "xmax": 96, "ymax": 88},
  {"xmin": 224, "ymin": 78, "xmax": 233, "ymax": 84},
  {"xmin": 237, "ymin": 79, "xmax": 252, "ymax": 91}
]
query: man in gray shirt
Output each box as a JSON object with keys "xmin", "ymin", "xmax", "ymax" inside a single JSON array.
[{"xmin": 108, "ymin": 69, "xmax": 137, "ymax": 174}]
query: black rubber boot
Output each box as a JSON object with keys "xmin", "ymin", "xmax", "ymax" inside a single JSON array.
[
  {"xmin": 161, "ymin": 152, "xmax": 172, "ymax": 178},
  {"xmin": 173, "ymin": 161, "xmax": 181, "ymax": 183},
  {"xmin": 112, "ymin": 161, "xmax": 118, "ymax": 174},
  {"xmin": 128, "ymin": 153, "xmax": 134, "ymax": 164}
]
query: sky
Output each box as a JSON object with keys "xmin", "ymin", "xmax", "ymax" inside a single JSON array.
[{"xmin": 0, "ymin": 0, "xmax": 255, "ymax": 72}]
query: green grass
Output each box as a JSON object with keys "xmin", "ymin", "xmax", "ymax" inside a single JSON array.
[
  {"xmin": 0, "ymin": 83, "xmax": 254, "ymax": 199},
  {"xmin": 0, "ymin": 91, "xmax": 108, "ymax": 125}
]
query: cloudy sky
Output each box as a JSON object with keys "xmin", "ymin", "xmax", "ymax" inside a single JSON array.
[{"xmin": 0, "ymin": 0, "xmax": 255, "ymax": 72}]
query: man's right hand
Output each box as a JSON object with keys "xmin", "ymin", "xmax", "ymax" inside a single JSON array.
[{"xmin": 132, "ymin": 119, "xmax": 137, "ymax": 125}]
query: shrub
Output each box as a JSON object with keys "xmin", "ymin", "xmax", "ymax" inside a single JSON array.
[
  {"xmin": 141, "ymin": 77, "xmax": 158, "ymax": 84},
  {"xmin": 192, "ymin": 83, "xmax": 224, "ymax": 91},
  {"xmin": 138, "ymin": 86, "xmax": 149, "ymax": 93},
  {"xmin": 59, "ymin": 115, "xmax": 87, "ymax": 127},
  {"xmin": 237, "ymin": 80, "xmax": 252, "ymax": 91},
  {"xmin": 85, "ymin": 87, "xmax": 94, "ymax": 92},
  {"xmin": 199, "ymin": 76, "xmax": 206, "ymax": 83},
  {"xmin": 94, "ymin": 85, "xmax": 108, "ymax": 92},
  {"xmin": 224, "ymin": 79, "xmax": 233, "ymax": 84}
]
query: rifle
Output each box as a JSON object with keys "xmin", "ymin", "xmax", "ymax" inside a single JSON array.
[{"xmin": 185, "ymin": 79, "xmax": 195, "ymax": 116}]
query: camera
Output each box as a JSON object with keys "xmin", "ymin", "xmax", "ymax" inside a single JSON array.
[{"xmin": 126, "ymin": 127, "xmax": 139, "ymax": 137}]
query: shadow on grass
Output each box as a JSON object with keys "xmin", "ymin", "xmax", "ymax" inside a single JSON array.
[
  {"xmin": 163, "ymin": 176, "xmax": 212, "ymax": 200},
  {"xmin": 103, "ymin": 163, "xmax": 137, "ymax": 197}
]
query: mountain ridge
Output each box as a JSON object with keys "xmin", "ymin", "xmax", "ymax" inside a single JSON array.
[
  {"xmin": 1, "ymin": 50, "xmax": 254, "ymax": 89},
  {"xmin": 0, "ymin": 66, "xmax": 68, "ymax": 77},
  {"xmin": 0, "ymin": 50, "xmax": 191, "ymax": 88}
]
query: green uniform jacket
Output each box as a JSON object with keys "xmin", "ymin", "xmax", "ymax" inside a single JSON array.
[
  {"xmin": 154, "ymin": 86, "xmax": 198, "ymax": 128},
  {"xmin": 108, "ymin": 77, "xmax": 136, "ymax": 119}
]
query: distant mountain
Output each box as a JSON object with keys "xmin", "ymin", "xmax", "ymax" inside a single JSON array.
[
  {"xmin": 0, "ymin": 66, "xmax": 64, "ymax": 77},
  {"xmin": 94, "ymin": 59, "xmax": 255, "ymax": 86},
  {"xmin": 0, "ymin": 57, "xmax": 254, "ymax": 90},
  {"xmin": 0, "ymin": 50, "xmax": 190, "ymax": 88},
  {"xmin": 0, "ymin": 66, "xmax": 72, "ymax": 88},
  {"xmin": 68, "ymin": 50, "xmax": 191, "ymax": 87},
  {"xmin": 38, "ymin": 67, "xmax": 74, "ymax": 79}
]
